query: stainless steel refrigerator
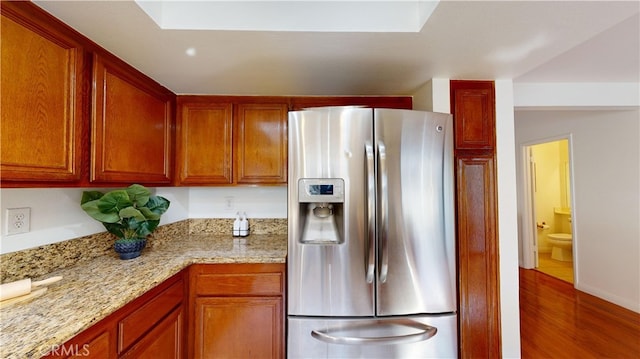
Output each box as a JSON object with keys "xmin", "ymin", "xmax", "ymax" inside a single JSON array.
[{"xmin": 287, "ymin": 106, "xmax": 457, "ymax": 358}]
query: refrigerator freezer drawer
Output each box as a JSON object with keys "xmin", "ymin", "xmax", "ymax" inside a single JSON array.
[{"xmin": 288, "ymin": 314, "xmax": 457, "ymax": 359}]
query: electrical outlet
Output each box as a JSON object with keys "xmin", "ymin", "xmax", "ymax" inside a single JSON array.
[
  {"xmin": 6, "ymin": 207, "xmax": 30, "ymax": 235},
  {"xmin": 224, "ymin": 196, "xmax": 235, "ymax": 210}
]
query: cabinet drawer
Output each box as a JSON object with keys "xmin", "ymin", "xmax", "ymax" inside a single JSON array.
[
  {"xmin": 195, "ymin": 272, "xmax": 283, "ymax": 296},
  {"xmin": 118, "ymin": 279, "xmax": 183, "ymax": 353},
  {"xmin": 192, "ymin": 264, "xmax": 284, "ymax": 296}
]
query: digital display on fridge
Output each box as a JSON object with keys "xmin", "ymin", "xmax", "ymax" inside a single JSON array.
[{"xmin": 308, "ymin": 184, "xmax": 334, "ymax": 195}]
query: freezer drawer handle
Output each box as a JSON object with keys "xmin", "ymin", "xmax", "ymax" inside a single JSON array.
[{"xmin": 310, "ymin": 319, "xmax": 437, "ymax": 346}]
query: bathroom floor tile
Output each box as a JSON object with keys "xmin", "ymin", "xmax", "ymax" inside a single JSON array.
[{"xmin": 536, "ymin": 252, "xmax": 574, "ymax": 283}]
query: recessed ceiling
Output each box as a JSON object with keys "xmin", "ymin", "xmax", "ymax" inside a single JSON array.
[
  {"xmin": 33, "ymin": 1, "xmax": 640, "ymax": 96},
  {"xmin": 134, "ymin": 0, "xmax": 439, "ymax": 32}
]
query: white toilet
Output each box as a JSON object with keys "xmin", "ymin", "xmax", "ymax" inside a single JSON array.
[{"xmin": 547, "ymin": 233, "xmax": 573, "ymax": 261}]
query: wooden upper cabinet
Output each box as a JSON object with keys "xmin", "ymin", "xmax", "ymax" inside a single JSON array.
[
  {"xmin": 175, "ymin": 97, "xmax": 288, "ymax": 186},
  {"xmin": 289, "ymin": 96, "xmax": 412, "ymax": 110},
  {"xmin": 450, "ymin": 81, "xmax": 495, "ymax": 152},
  {"xmin": 176, "ymin": 102, "xmax": 233, "ymax": 185},
  {"xmin": 0, "ymin": 2, "xmax": 85, "ymax": 185},
  {"xmin": 235, "ymin": 103, "xmax": 288, "ymax": 184},
  {"xmin": 91, "ymin": 53, "xmax": 174, "ymax": 184}
]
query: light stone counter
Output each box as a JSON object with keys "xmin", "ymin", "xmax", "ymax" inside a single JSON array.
[{"xmin": 0, "ymin": 234, "xmax": 286, "ymax": 359}]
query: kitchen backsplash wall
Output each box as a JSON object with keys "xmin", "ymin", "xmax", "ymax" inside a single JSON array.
[
  {"xmin": 0, "ymin": 187, "xmax": 190, "ymax": 254},
  {"xmin": 189, "ymin": 218, "xmax": 288, "ymax": 235},
  {"xmin": 188, "ymin": 187, "xmax": 287, "ymax": 219},
  {"xmin": 0, "ymin": 218, "xmax": 286, "ymax": 283},
  {"xmin": 0, "ymin": 186, "xmax": 286, "ymax": 254}
]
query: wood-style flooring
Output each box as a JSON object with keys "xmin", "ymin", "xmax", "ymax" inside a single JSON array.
[
  {"xmin": 536, "ymin": 252, "xmax": 573, "ymax": 283},
  {"xmin": 519, "ymin": 268, "xmax": 640, "ymax": 358}
]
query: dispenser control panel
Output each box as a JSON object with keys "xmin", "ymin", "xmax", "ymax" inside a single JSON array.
[{"xmin": 298, "ymin": 178, "xmax": 345, "ymax": 203}]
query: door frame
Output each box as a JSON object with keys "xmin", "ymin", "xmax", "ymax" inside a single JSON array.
[{"xmin": 519, "ymin": 134, "xmax": 577, "ymax": 277}]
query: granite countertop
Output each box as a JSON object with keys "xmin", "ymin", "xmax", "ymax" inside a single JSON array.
[{"xmin": 0, "ymin": 234, "xmax": 287, "ymax": 359}]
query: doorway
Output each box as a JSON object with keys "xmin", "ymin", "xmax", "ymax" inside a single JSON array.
[{"xmin": 521, "ymin": 137, "xmax": 576, "ymax": 284}]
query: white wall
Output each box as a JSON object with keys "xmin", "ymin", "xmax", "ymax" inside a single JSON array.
[
  {"xmin": 495, "ymin": 80, "xmax": 522, "ymax": 359},
  {"xmin": 514, "ymin": 82, "xmax": 640, "ymax": 109},
  {"xmin": 412, "ymin": 78, "xmax": 450, "ymax": 113},
  {"xmin": 514, "ymin": 81, "xmax": 640, "ymax": 313},
  {"xmin": 515, "ymin": 108, "xmax": 640, "ymax": 312},
  {"xmin": 188, "ymin": 186, "xmax": 287, "ymax": 219},
  {"xmin": 0, "ymin": 186, "xmax": 287, "ymax": 254}
]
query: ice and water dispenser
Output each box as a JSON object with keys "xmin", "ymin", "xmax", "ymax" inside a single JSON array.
[{"xmin": 296, "ymin": 178, "xmax": 345, "ymax": 244}]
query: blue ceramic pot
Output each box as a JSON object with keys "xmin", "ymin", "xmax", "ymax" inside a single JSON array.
[{"xmin": 114, "ymin": 239, "xmax": 147, "ymax": 260}]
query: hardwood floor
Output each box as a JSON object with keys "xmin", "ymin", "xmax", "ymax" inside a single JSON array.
[
  {"xmin": 536, "ymin": 252, "xmax": 573, "ymax": 283},
  {"xmin": 519, "ymin": 268, "xmax": 640, "ymax": 358}
]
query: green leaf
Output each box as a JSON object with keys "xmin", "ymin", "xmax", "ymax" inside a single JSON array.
[
  {"xmin": 103, "ymin": 222, "xmax": 125, "ymax": 238},
  {"xmin": 98, "ymin": 190, "xmax": 133, "ymax": 214},
  {"xmin": 138, "ymin": 207, "xmax": 160, "ymax": 220},
  {"xmin": 145, "ymin": 196, "xmax": 170, "ymax": 216},
  {"xmin": 79, "ymin": 185, "xmax": 168, "ymax": 238},
  {"xmin": 81, "ymin": 191, "xmax": 104, "ymax": 205},
  {"xmin": 141, "ymin": 219, "xmax": 160, "ymax": 236},
  {"xmin": 119, "ymin": 207, "xmax": 146, "ymax": 221},
  {"xmin": 81, "ymin": 199, "xmax": 120, "ymax": 223},
  {"xmin": 126, "ymin": 184, "xmax": 150, "ymax": 207},
  {"xmin": 126, "ymin": 218, "xmax": 157, "ymax": 238}
]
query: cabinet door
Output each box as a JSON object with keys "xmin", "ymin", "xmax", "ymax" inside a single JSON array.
[
  {"xmin": 194, "ymin": 297, "xmax": 283, "ymax": 359},
  {"xmin": 450, "ymin": 81, "xmax": 495, "ymax": 151},
  {"xmin": 176, "ymin": 102, "xmax": 233, "ymax": 185},
  {"xmin": 235, "ymin": 103, "xmax": 288, "ymax": 184},
  {"xmin": 74, "ymin": 331, "xmax": 111, "ymax": 359},
  {"xmin": 0, "ymin": 3, "xmax": 85, "ymax": 184},
  {"xmin": 456, "ymin": 156, "xmax": 501, "ymax": 358},
  {"xmin": 91, "ymin": 53, "xmax": 174, "ymax": 184},
  {"xmin": 120, "ymin": 306, "xmax": 183, "ymax": 359},
  {"xmin": 118, "ymin": 279, "xmax": 184, "ymax": 354},
  {"xmin": 289, "ymin": 96, "xmax": 413, "ymax": 110},
  {"xmin": 42, "ymin": 323, "xmax": 116, "ymax": 358}
]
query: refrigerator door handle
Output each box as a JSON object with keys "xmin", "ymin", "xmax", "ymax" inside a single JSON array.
[
  {"xmin": 365, "ymin": 143, "xmax": 376, "ymax": 283},
  {"xmin": 378, "ymin": 141, "xmax": 389, "ymax": 283},
  {"xmin": 310, "ymin": 319, "xmax": 437, "ymax": 346}
]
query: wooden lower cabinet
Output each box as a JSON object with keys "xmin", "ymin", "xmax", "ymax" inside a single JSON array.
[
  {"xmin": 194, "ymin": 297, "xmax": 282, "ymax": 358},
  {"xmin": 76, "ymin": 331, "xmax": 112, "ymax": 358},
  {"xmin": 117, "ymin": 277, "xmax": 184, "ymax": 357},
  {"xmin": 188, "ymin": 263, "xmax": 285, "ymax": 359},
  {"xmin": 45, "ymin": 324, "xmax": 116, "ymax": 358},
  {"xmin": 456, "ymin": 156, "xmax": 500, "ymax": 358},
  {"xmin": 43, "ymin": 265, "xmax": 285, "ymax": 359},
  {"xmin": 42, "ymin": 272, "xmax": 185, "ymax": 359},
  {"xmin": 120, "ymin": 305, "xmax": 183, "ymax": 359}
]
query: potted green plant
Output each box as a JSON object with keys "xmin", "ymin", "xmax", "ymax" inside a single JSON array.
[{"xmin": 80, "ymin": 184, "xmax": 170, "ymax": 260}]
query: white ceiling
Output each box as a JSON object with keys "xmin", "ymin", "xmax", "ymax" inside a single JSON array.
[{"xmin": 34, "ymin": 0, "xmax": 640, "ymax": 96}]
